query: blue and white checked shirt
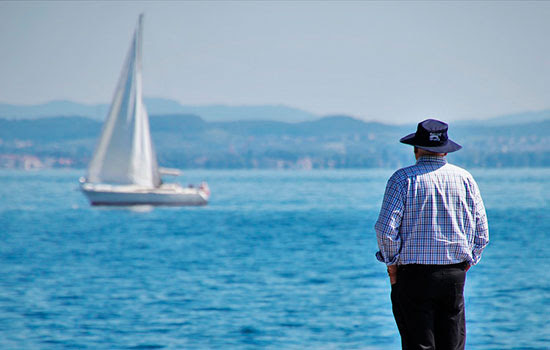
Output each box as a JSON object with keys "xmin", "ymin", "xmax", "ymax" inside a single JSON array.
[{"xmin": 375, "ymin": 156, "xmax": 489, "ymax": 266}]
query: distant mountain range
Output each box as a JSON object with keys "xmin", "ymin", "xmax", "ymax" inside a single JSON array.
[
  {"xmin": 454, "ymin": 109, "xmax": 550, "ymax": 126},
  {"xmin": 0, "ymin": 111, "xmax": 548, "ymax": 169},
  {"xmin": 1, "ymin": 98, "xmax": 549, "ymax": 125},
  {"xmin": 0, "ymin": 98, "xmax": 319, "ymax": 123}
]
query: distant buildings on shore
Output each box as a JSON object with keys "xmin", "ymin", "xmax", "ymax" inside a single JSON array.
[{"xmin": 0, "ymin": 154, "xmax": 74, "ymax": 170}]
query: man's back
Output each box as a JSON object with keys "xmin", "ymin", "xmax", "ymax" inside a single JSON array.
[{"xmin": 376, "ymin": 155, "xmax": 488, "ymax": 266}]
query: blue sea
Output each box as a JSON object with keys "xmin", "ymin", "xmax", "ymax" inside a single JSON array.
[{"xmin": 0, "ymin": 168, "xmax": 548, "ymax": 349}]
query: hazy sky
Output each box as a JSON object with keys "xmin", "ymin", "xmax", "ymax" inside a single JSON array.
[{"xmin": 1, "ymin": 1, "xmax": 549, "ymax": 123}]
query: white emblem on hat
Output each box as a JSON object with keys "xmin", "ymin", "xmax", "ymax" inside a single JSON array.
[{"xmin": 429, "ymin": 132, "xmax": 442, "ymax": 141}]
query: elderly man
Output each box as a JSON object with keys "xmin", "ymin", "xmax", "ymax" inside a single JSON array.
[{"xmin": 375, "ymin": 119, "xmax": 489, "ymax": 349}]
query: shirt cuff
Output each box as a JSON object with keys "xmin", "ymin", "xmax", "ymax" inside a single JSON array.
[
  {"xmin": 376, "ymin": 251, "xmax": 399, "ymax": 265},
  {"xmin": 470, "ymin": 251, "xmax": 482, "ymax": 265}
]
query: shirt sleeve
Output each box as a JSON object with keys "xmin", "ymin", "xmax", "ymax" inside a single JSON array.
[
  {"xmin": 470, "ymin": 179, "xmax": 489, "ymax": 265},
  {"xmin": 375, "ymin": 176, "xmax": 406, "ymax": 266}
]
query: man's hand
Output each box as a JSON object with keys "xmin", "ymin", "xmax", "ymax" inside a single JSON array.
[{"xmin": 387, "ymin": 265, "xmax": 397, "ymax": 285}]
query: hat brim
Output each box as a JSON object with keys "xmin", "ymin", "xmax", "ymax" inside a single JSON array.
[{"xmin": 400, "ymin": 133, "xmax": 462, "ymax": 153}]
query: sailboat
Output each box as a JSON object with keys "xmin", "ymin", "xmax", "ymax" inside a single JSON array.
[{"xmin": 80, "ymin": 15, "xmax": 210, "ymax": 206}]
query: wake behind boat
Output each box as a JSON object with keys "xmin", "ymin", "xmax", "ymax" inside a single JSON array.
[{"xmin": 80, "ymin": 15, "xmax": 209, "ymax": 206}]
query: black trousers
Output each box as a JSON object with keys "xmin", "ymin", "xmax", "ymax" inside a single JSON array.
[{"xmin": 391, "ymin": 262, "xmax": 467, "ymax": 350}]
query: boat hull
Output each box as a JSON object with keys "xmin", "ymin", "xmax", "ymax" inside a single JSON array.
[{"xmin": 81, "ymin": 183, "xmax": 208, "ymax": 206}]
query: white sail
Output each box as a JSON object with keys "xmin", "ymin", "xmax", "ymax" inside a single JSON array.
[{"xmin": 87, "ymin": 14, "xmax": 160, "ymax": 187}]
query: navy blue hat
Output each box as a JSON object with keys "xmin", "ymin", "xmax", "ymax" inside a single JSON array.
[{"xmin": 400, "ymin": 119, "xmax": 462, "ymax": 153}]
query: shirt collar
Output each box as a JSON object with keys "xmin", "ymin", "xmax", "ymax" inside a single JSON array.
[{"xmin": 416, "ymin": 155, "xmax": 447, "ymax": 165}]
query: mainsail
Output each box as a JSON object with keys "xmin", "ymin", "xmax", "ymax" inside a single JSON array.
[{"xmin": 87, "ymin": 14, "xmax": 161, "ymax": 187}]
